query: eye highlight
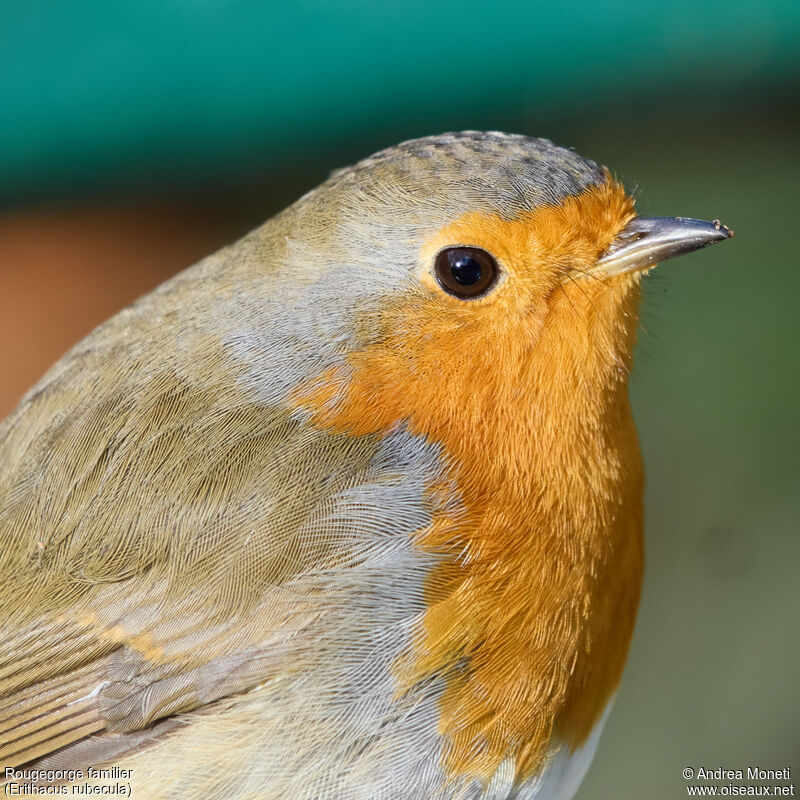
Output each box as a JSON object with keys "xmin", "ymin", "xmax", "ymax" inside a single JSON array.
[{"xmin": 434, "ymin": 246, "xmax": 500, "ymax": 299}]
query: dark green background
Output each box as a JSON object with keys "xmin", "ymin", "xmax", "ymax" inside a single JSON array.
[{"xmin": 1, "ymin": 1, "xmax": 797, "ymax": 797}]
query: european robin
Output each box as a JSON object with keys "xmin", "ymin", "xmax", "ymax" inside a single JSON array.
[{"xmin": 0, "ymin": 132, "xmax": 732, "ymax": 799}]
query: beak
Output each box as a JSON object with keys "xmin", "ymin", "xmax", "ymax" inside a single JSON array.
[{"xmin": 594, "ymin": 216, "xmax": 734, "ymax": 277}]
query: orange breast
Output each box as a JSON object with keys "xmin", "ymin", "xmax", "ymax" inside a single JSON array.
[{"xmin": 290, "ymin": 180, "xmax": 644, "ymax": 784}]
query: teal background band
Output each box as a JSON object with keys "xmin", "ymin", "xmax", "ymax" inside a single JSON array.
[{"xmin": 1, "ymin": 0, "xmax": 798, "ymax": 199}]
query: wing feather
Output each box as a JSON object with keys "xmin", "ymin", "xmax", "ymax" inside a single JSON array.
[{"xmin": 0, "ymin": 345, "xmax": 386, "ymax": 770}]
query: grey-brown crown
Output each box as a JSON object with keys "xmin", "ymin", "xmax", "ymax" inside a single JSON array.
[{"xmin": 325, "ymin": 131, "xmax": 607, "ymax": 218}]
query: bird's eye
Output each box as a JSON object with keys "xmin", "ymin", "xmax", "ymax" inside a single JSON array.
[{"xmin": 434, "ymin": 246, "xmax": 499, "ymax": 299}]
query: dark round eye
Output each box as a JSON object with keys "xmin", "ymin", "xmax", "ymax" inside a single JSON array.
[{"xmin": 434, "ymin": 246, "xmax": 499, "ymax": 299}]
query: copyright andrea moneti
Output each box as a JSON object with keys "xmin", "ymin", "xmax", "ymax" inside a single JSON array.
[
  {"xmin": 682, "ymin": 766, "xmax": 794, "ymax": 796},
  {"xmin": 3, "ymin": 767, "xmax": 132, "ymax": 796}
]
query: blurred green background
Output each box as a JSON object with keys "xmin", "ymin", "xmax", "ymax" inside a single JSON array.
[{"xmin": 1, "ymin": 1, "xmax": 797, "ymax": 797}]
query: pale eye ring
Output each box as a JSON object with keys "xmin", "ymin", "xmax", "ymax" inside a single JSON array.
[{"xmin": 434, "ymin": 246, "xmax": 500, "ymax": 299}]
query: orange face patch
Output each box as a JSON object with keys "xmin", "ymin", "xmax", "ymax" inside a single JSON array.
[
  {"xmin": 290, "ymin": 178, "xmax": 644, "ymax": 783},
  {"xmin": 418, "ymin": 177, "xmax": 635, "ymax": 304}
]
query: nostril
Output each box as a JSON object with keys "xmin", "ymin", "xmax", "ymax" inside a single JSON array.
[{"xmin": 617, "ymin": 230, "xmax": 646, "ymax": 243}]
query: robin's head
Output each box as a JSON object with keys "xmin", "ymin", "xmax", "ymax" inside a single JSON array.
[{"xmin": 277, "ymin": 131, "xmax": 730, "ymax": 442}]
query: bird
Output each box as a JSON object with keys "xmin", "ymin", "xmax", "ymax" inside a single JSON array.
[{"xmin": 0, "ymin": 131, "xmax": 732, "ymax": 800}]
